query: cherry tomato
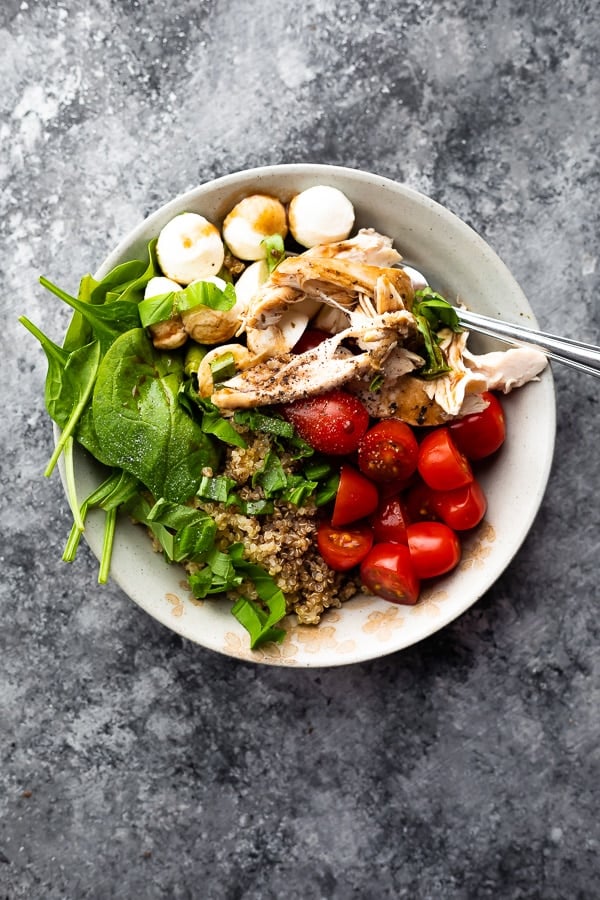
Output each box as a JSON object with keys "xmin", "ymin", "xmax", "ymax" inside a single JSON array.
[
  {"xmin": 404, "ymin": 481, "xmax": 440, "ymax": 523},
  {"xmin": 331, "ymin": 464, "xmax": 379, "ymax": 527},
  {"xmin": 371, "ymin": 494, "xmax": 410, "ymax": 544},
  {"xmin": 448, "ymin": 392, "xmax": 506, "ymax": 460},
  {"xmin": 431, "ymin": 479, "xmax": 487, "ymax": 531},
  {"xmin": 280, "ymin": 390, "xmax": 370, "ymax": 455},
  {"xmin": 417, "ymin": 427, "xmax": 473, "ymax": 491},
  {"xmin": 292, "ymin": 328, "xmax": 331, "ymax": 354},
  {"xmin": 360, "ymin": 542, "xmax": 420, "ymax": 605},
  {"xmin": 317, "ymin": 521, "xmax": 374, "ymax": 572},
  {"xmin": 406, "ymin": 521, "xmax": 461, "ymax": 579},
  {"xmin": 357, "ymin": 419, "xmax": 419, "ymax": 483}
]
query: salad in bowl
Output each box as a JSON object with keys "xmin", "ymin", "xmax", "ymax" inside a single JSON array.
[{"xmin": 22, "ymin": 165, "xmax": 555, "ymax": 666}]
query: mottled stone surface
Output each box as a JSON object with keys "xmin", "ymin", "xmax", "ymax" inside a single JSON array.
[{"xmin": 1, "ymin": 1, "xmax": 599, "ymax": 898}]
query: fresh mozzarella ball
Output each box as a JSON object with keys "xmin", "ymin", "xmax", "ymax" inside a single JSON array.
[
  {"xmin": 156, "ymin": 212, "xmax": 225, "ymax": 285},
  {"xmin": 232, "ymin": 259, "xmax": 270, "ymax": 312},
  {"xmin": 288, "ymin": 185, "xmax": 355, "ymax": 248},
  {"xmin": 222, "ymin": 194, "xmax": 288, "ymax": 261},
  {"xmin": 144, "ymin": 276, "xmax": 182, "ymax": 298}
]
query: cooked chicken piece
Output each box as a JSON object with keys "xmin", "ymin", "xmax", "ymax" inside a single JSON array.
[
  {"xmin": 420, "ymin": 331, "xmax": 489, "ymax": 417},
  {"xmin": 182, "ymin": 303, "xmax": 241, "ymax": 345},
  {"xmin": 420, "ymin": 331, "xmax": 548, "ymax": 417},
  {"xmin": 211, "ymin": 311, "xmax": 414, "ymax": 409},
  {"xmin": 149, "ymin": 317, "xmax": 188, "ymax": 350},
  {"xmin": 349, "ymin": 347, "xmax": 448, "ymax": 426},
  {"xmin": 304, "ymin": 228, "xmax": 403, "ymax": 268},
  {"xmin": 245, "ymin": 308, "xmax": 312, "ymax": 358},
  {"xmin": 245, "ymin": 256, "xmax": 414, "ymax": 329},
  {"xmin": 462, "ymin": 345, "xmax": 548, "ymax": 392},
  {"xmin": 181, "ymin": 276, "xmax": 252, "ymax": 346},
  {"xmin": 358, "ymin": 373, "xmax": 451, "ymax": 427},
  {"xmin": 374, "ymin": 274, "xmax": 411, "ymax": 314}
]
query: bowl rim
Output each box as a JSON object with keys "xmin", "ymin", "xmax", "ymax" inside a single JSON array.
[{"xmin": 59, "ymin": 164, "xmax": 556, "ymax": 667}]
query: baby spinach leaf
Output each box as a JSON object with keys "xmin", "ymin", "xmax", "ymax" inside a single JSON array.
[
  {"xmin": 39, "ymin": 276, "xmax": 141, "ymax": 354},
  {"xmin": 19, "ymin": 316, "xmax": 102, "ymax": 475},
  {"xmin": 92, "ymin": 328, "xmax": 219, "ymax": 502}
]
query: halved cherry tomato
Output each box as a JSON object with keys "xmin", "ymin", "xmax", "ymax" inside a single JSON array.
[
  {"xmin": 280, "ymin": 390, "xmax": 370, "ymax": 455},
  {"xmin": 331, "ymin": 464, "xmax": 379, "ymax": 527},
  {"xmin": 406, "ymin": 521, "xmax": 461, "ymax": 579},
  {"xmin": 371, "ymin": 494, "xmax": 410, "ymax": 544},
  {"xmin": 357, "ymin": 419, "xmax": 419, "ymax": 483},
  {"xmin": 417, "ymin": 427, "xmax": 473, "ymax": 491},
  {"xmin": 360, "ymin": 542, "xmax": 420, "ymax": 605},
  {"xmin": 292, "ymin": 328, "xmax": 331, "ymax": 354},
  {"xmin": 404, "ymin": 481, "xmax": 440, "ymax": 523},
  {"xmin": 431, "ymin": 479, "xmax": 487, "ymax": 531},
  {"xmin": 448, "ymin": 392, "xmax": 506, "ymax": 460},
  {"xmin": 317, "ymin": 521, "xmax": 374, "ymax": 572}
]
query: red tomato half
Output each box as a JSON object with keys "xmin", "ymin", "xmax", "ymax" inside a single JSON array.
[
  {"xmin": 358, "ymin": 419, "xmax": 419, "ymax": 483},
  {"xmin": 404, "ymin": 481, "xmax": 440, "ymax": 523},
  {"xmin": 417, "ymin": 427, "xmax": 473, "ymax": 491},
  {"xmin": 360, "ymin": 542, "xmax": 420, "ymax": 605},
  {"xmin": 371, "ymin": 494, "xmax": 410, "ymax": 544},
  {"xmin": 448, "ymin": 392, "xmax": 506, "ymax": 460},
  {"xmin": 317, "ymin": 522, "xmax": 374, "ymax": 572},
  {"xmin": 292, "ymin": 328, "xmax": 331, "ymax": 354},
  {"xmin": 331, "ymin": 464, "xmax": 379, "ymax": 527},
  {"xmin": 280, "ymin": 390, "xmax": 370, "ymax": 455},
  {"xmin": 406, "ymin": 521, "xmax": 461, "ymax": 579},
  {"xmin": 432, "ymin": 479, "xmax": 487, "ymax": 531}
]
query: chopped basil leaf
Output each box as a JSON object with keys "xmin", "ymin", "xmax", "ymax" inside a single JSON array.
[
  {"xmin": 233, "ymin": 408, "xmax": 295, "ymax": 438},
  {"xmin": 412, "ymin": 287, "xmax": 463, "ymax": 379},
  {"xmin": 252, "ymin": 449, "xmax": 288, "ymax": 495},
  {"xmin": 209, "ymin": 351, "xmax": 237, "ymax": 383},
  {"xmin": 181, "ymin": 390, "xmax": 247, "ymax": 448},
  {"xmin": 235, "ymin": 498, "xmax": 274, "ymax": 516},
  {"xmin": 261, "ymin": 234, "xmax": 286, "ymax": 274},
  {"xmin": 230, "ymin": 548, "xmax": 287, "ymax": 647},
  {"xmin": 197, "ymin": 474, "xmax": 237, "ymax": 503},
  {"xmin": 315, "ymin": 471, "xmax": 340, "ymax": 507},
  {"xmin": 282, "ymin": 475, "xmax": 318, "ymax": 506}
]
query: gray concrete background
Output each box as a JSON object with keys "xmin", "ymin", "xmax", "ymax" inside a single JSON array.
[{"xmin": 1, "ymin": 1, "xmax": 598, "ymax": 897}]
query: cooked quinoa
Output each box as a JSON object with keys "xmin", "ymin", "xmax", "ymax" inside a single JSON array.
[{"xmin": 186, "ymin": 425, "xmax": 358, "ymax": 625}]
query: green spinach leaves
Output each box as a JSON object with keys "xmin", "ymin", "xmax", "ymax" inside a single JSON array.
[{"xmin": 92, "ymin": 328, "xmax": 219, "ymax": 502}]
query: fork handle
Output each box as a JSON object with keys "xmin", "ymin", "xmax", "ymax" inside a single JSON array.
[{"xmin": 458, "ymin": 309, "xmax": 600, "ymax": 378}]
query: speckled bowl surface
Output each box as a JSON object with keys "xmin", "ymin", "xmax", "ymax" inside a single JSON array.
[{"xmin": 61, "ymin": 164, "xmax": 556, "ymax": 667}]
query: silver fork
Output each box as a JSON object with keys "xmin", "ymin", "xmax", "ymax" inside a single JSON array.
[{"xmin": 401, "ymin": 264, "xmax": 600, "ymax": 378}]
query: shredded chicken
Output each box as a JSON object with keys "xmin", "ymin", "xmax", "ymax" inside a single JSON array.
[
  {"xmin": 212, "ymin": 311, "xmax": 414, "ymax": 409},
  {"xmin": 245, "ymin": 256, "xmax": 414, "ymax": 329},
  {"xmin": 303, "ymin": 228, "xmax": 403, "ymax": 268},
  {"xmin": 463, "ymin": 345, "xmax": 548, "ymax": 392},
  {"xmin": 190, "ymin": 223, "xmax": 547, "ymax": 422}
]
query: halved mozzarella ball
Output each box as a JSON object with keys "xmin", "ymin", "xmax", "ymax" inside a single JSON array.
[
  {"xmin": 288, "ymin": 185, "xmax": 355, "ymax": 248},
  {"xmin": 144, "ymin": 276, "xmax": 182, "ymax": 298},
  {"xmin": 222, "ymin": 194, "xmax": 288, "ymax": 261},
  {"xmin": 233, "ymin": 259, "xmax": 270, "ymax": 312},
  {"xmin": 156, "ymin": 212, "xmax": 225, "ymax": 284}
]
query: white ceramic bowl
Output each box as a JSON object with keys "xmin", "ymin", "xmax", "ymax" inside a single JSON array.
[{"xmin": 63, "ymin": 164, "xmax": 556, "ymax": 667}]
